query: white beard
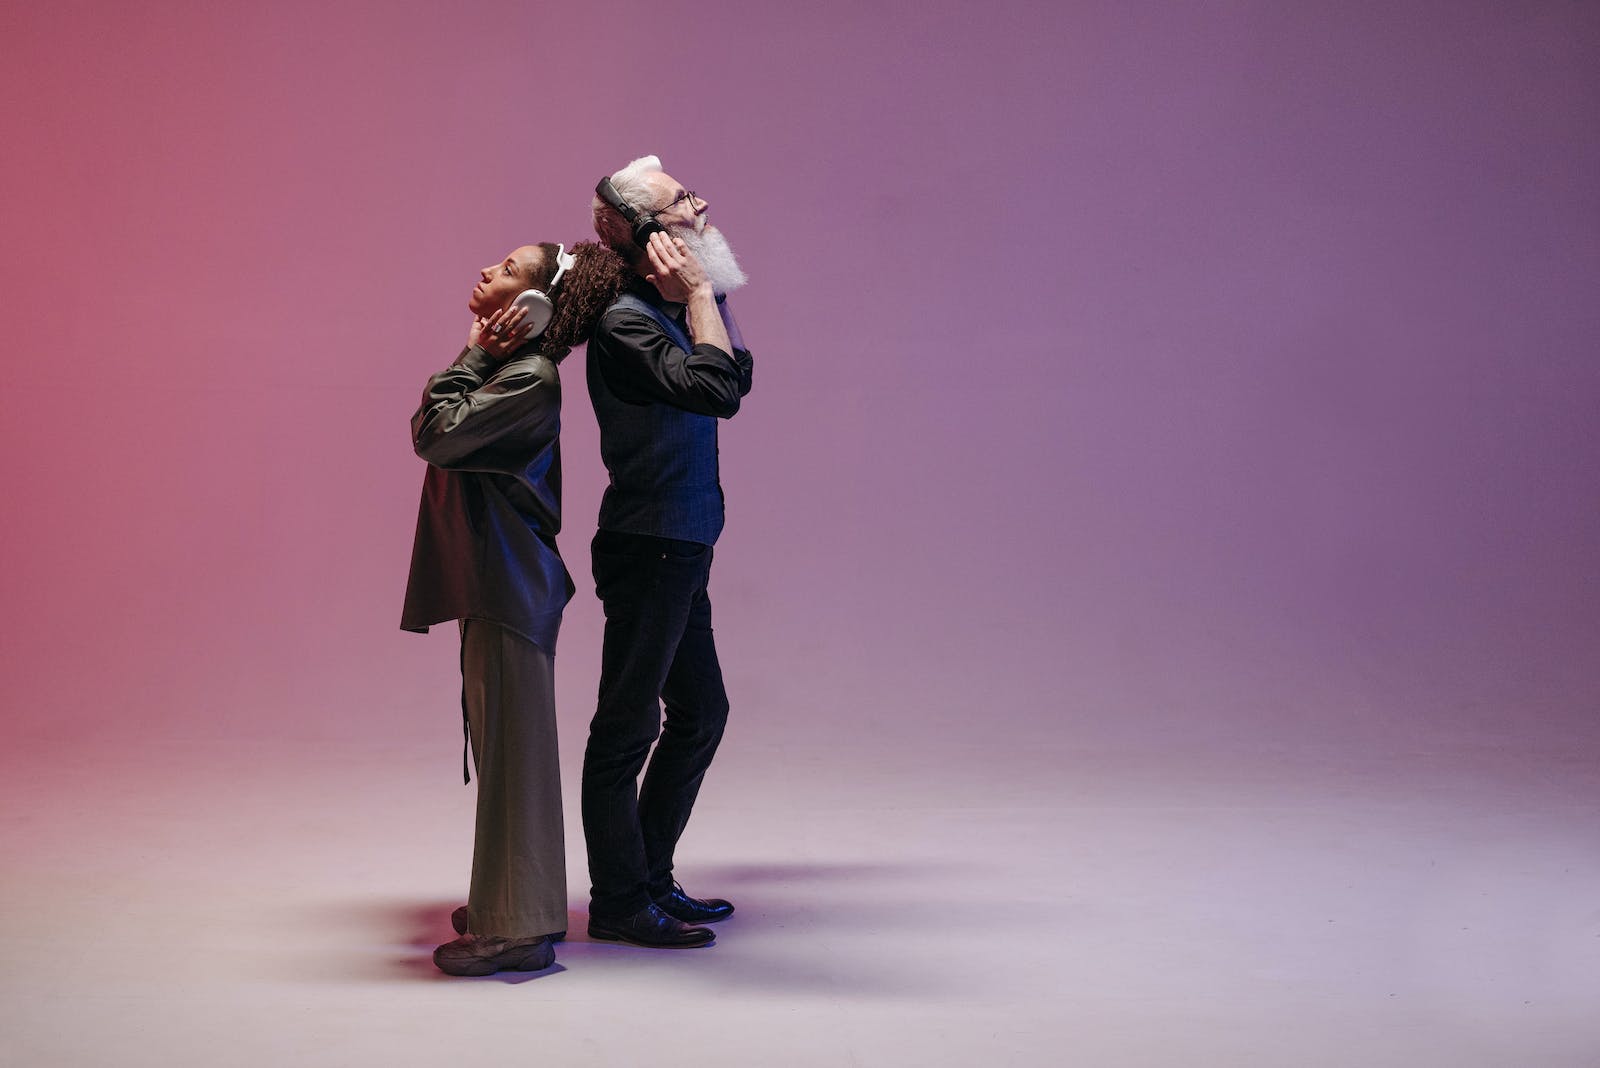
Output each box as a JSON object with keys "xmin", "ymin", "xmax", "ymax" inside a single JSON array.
[{"xmin": 672, "ymin": 221, "xmax": 748, "ymax": 294}]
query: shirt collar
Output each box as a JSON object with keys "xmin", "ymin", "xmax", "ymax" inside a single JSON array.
[{"xmin": 628, "ymin": 275, "xmax": 686, "ymax": 318}]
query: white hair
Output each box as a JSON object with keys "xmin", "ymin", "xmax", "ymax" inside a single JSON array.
[
  {"xmin": 592, "ymin": 154, "xmax": 665, "ymax": 240},
  {"xmin": 612, "ymin": 154, "xmax": 663, "ymax": 208}
]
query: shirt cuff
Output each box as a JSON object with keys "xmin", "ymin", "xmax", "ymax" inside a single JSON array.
[{"xmin": 692, "ymin": 342, "xmax": 737, "ymax": 364}]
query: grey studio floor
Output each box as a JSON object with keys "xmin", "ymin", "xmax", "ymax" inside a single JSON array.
[{"xmin": 2, "ymin": 666, "xmax": 1597, "ymax": 1067}]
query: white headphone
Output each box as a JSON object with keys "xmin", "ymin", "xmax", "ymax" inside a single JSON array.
[{"xmin": 509, "ymin": 244, "xmax": 577, "ymax": 339}]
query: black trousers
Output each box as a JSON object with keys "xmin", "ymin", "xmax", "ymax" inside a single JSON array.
[{"xmin": 581, "ymin": 529, "xmax": 731, "ymax": 918}]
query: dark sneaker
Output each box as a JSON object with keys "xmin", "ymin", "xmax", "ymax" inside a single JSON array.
[{"xmin": 433, "ymin": 933, "xmax": 555, "ymax": 977}]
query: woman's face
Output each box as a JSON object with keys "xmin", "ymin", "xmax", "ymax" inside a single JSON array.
[{"xmin": 469, "ymin": 245, "xmax": 544, "ymax": 316}]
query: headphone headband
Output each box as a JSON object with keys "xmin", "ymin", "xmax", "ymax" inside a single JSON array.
[
  {"xmin": 548, "ymin": 243, "xmax": 575, "ymax": 291},
  {"xmin": 596, "ymin": 178, "xmax": 636, "ymax": 221}
]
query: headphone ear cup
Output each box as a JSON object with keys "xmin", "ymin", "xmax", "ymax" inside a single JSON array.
[
  {"xmin": 633, "ymin": 217, "xmax": 666, "ymax": 249},
  {"xmin": 510, "ymin": 290, "xmax": 555, "ymax": 339}
]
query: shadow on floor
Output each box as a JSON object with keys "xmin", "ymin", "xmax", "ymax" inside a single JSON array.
[{"xmin": 324, "ymin": 857, "xmax": 972, "ymax": 995}]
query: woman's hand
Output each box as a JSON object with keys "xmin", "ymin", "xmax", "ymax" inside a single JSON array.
[{"xmin": 470, "ymin": 304, "xmax": 535, "ymax": 358}]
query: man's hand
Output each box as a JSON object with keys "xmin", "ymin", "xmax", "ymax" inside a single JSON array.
[
  {"xmin": 469, "ymin": 305, "xmax": 535, "ymax": 359},
  {"xmin": 644, "ymin": 231, "xmax": 712, "ymax": 303}
]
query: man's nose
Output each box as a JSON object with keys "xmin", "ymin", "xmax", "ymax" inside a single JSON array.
[{"xmin": 691, "ymin": 194, "xmax": 708, "ymax": 214}]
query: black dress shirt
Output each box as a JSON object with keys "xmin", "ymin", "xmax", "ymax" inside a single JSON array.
[{"xmin": 590, "ymin": 280, "xmax": 754, "ymax": 414}]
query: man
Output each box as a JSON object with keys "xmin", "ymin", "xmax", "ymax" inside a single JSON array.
[
  {"xmin": 581, "ymin": 155, "xmax": 754, "ymax": 949},
  {"xmin": 401, "ymin": 240, "xmax": 625, "ymax": 975}
]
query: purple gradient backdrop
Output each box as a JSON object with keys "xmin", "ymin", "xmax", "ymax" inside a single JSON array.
[{"xmin": 2, "ymin": 1, "xmax": 1597, "ymax": 759}]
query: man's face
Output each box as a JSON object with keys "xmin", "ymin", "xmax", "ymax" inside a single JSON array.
[
  {"xmin": 641, "ymin": 169, "xmax": 749, "ymax": 294},
  {"xmin": 468, "ymin": 245, "xmax": 543, "ymax": 315},
  {"xmin": 644, "ymin": 171, "xmax": 708, "ymax": 235}
]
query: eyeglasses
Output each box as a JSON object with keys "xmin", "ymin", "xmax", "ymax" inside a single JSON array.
[{"xmin": 646, "ymin": 189, "xmax": 699, "ymax": 219}]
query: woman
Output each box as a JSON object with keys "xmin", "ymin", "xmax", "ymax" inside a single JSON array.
[{"xmin": 400, "ymin": 240, "xmax": 626, "ymax": 976}]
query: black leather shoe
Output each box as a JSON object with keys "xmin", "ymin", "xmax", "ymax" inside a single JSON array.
[
  {"xmin": 653, "ymin": 882, "xmax": 735, "ymax": 924},
  {"xmin": 452, "ymin": 905, "xmax": 565, "ymax": 942},
  {"xmin": 587, "ymin": 903, "xmax": 715, "ymax": 948}
]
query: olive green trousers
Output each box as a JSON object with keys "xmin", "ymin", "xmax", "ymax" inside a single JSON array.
[{"xmin": 460, "ymin": 620, "xmax": 567, "ymax": 939}]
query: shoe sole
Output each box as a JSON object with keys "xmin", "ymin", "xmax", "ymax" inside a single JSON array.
[{"xmin": 586, "ymin": 925, "xmax": 715, "ymax": 949}]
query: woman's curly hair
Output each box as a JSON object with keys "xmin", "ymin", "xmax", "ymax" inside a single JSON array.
[{"xmin": 532, "ymin": 240, "xmax": 629, "ymax": 355}]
